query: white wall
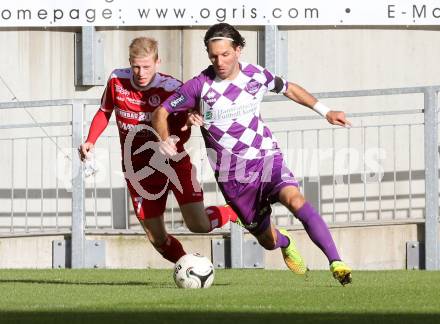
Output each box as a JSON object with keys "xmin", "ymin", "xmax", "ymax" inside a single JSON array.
[{"xmin": 1, "ymin": 27, "xmax": 439, "ymax": 101}]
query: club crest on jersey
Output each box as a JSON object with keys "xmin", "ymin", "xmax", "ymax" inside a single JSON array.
[
  {"xmin": 245, "ymin": 80, "xmax": 261, "ymax": 95},
  {"xmin": 148, "ymin": 94, "xmax": 161, "ymax": 107},
  {"xmin": 170, "ymin": 94, "xmax": 186, "ymax": 108}
]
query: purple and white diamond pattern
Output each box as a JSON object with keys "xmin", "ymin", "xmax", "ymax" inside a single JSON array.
[
  {"xmin": 202, "ymin": 88, "xmax": 221, "ymax": 107},
  {"xmin": 200, "ymin": 63, "xmax": 281, "ymax": 159}
]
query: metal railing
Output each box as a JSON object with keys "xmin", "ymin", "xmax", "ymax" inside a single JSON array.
[{"xmin": 0, "ymin": 86, "xmax": 439, "ymax": 269}]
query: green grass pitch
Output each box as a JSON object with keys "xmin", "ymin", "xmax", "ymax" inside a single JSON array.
[{"xmin": 0, "ymin": 269, "xmax": 439, "ymax": 324}]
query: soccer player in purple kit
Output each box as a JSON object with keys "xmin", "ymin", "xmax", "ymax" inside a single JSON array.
[{"xmin": 153, "ymin": 23, "xmax": 352, "ymax": 285}]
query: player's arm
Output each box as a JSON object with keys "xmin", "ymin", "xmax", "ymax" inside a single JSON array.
[
  {"xmin": 79, "ymin": 79, "xmax": 114, "ymax": 161},
  {"xmin": 152, "ymin": 106, "xmax": 179, "ymax": 156},
  {"xmin": 283, "ymin": 82, "xmax": 351, "ymax": 127},
  {"xmin": 152, "ymin": 78, "xmax": 202, "ymax": 155}
]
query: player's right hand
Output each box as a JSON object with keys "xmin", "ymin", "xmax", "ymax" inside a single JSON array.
[
  {"xmin": 78, "ymin": 142, "xmax": 94, "ymax": 161},
  {"xmin": 181, "ymin": 110, "xmax": 204, "ymax": 131},
  {"xmin": 326, "ymin": 111, "xmax": 352, "ymax": 128}
]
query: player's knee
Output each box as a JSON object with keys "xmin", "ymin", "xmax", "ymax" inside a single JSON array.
[
  {"xmin": 186, "ymin": 222, "xmax": 211, "ymax": 233},
  {"xmin": 285, "ymin": 191, "xmax": 306, "ymax": 212}
]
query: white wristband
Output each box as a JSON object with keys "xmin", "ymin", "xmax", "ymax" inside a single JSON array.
[{"xmin": 313, "ymin": 101, "xmax": 330, "ymax": 118}]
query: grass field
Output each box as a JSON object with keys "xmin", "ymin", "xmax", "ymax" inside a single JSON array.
[{"xmin": 0, "ymin": 269, "xmax": 439, "ymax": 324}]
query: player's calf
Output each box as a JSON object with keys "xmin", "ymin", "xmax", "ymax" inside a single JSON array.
[
  {"xmin": 181, "ymin": 203, "xmax": 240, "ymax": 233},
  {"xmin": 205, "ymin": 205, "xmax": 238, "ymax": 230},
  {"xmin": 152, "ymin": 234, "xmax": 186, "ymax": 263}
]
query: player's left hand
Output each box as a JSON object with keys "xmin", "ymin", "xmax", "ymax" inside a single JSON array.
[
  {"xmin": 326, "ymin": 111, "xmax": 352, "ymax": 128},
  {"xmin": 158, "ymin": 136, "xmax": 179, "ymax": 157}
]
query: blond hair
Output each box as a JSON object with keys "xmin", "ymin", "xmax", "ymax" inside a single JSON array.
[{"xmin": 129, "ymin": 37, "xmax": 158, "ymax": 60}]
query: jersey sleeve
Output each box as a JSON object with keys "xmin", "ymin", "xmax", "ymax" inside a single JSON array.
[
  {"xmin": 85, "ymin": 74, "xmax": 115, "ymax": 144},
  {"xmin": 263, "ymin": 68, "xmax": 288, "ymax": 94},
  {"xmin": 162, "ymin": 77, "xmax": 202, "ymax": 113},
  {"xmin": 100, "ymin": 74, "xmax": 115, "ymax": 113}
]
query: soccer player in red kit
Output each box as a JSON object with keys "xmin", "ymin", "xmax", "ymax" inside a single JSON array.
[{"xmin": 79, "ymin": 37, "xmax": 236, "ymax": 264}]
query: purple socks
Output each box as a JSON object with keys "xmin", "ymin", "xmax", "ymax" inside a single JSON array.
[
  {"xmin": 273, "ymin": 228, "xmax": 290, "ymax": 249},
  {"xmin": 294, "ymin": 202, "xmax": 341, "ymax": 263}
]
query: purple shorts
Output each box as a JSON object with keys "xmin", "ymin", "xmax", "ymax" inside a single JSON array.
[{"xmin": 217, "ymin": 153, "xmax": 298, "ymax": 235}]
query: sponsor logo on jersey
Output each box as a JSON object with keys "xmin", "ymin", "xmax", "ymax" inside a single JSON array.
[
  {"xmin": 138, "ymin": 112, "xmax": 152, "ymax": 122},
  {"xmin": 126, "ymin": 97, "xmax": 146, "ymax": 106},
  {"xmin": 204, "ymin": 101, "xmax": 258, "ymax": 122},
  {"xmin": 115, "ymin": 84, "xmax": 130, "ymax": 96},
  {"xmin": 205, "ymin": 111, "xmax": 213, "ymax": 121},
  {"xmin": 205, "ymin": 91, "xmax": 218, "ymax": 104},
  {"xmin": 116, "ymin": 109, "xmax": 139, "ymax": 119},
  {"xmin": 170, "ymin": 94, "xmax": 186, "ymax": 108},
  {"xmin": 148, "ymin": 94, "xmax": 161, "ymax": 107},
  {"xmin": 117, "ymin": 121, "xmax": 148, "ymax": 132}
]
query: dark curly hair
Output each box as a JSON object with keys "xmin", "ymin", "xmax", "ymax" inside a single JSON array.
[{"xmin": 204, "ymin": 23, "xmax": 246, "ymax": 50}]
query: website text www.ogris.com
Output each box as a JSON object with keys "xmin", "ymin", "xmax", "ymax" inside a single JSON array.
[{"xmin": 136, "ymin": 6, "xmax": 320, "ymax": 22}]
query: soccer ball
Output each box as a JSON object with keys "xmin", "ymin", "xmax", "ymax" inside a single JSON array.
[{"xmin": 173, "ymin": 253, "xmax": 215, "ymax": 289}]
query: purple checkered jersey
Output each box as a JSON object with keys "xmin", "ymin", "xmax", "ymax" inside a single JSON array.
[{"xmin": 162, "ymin": 62, "xmax": 288, "ymax": 179}]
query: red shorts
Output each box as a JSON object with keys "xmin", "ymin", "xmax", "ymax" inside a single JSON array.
[{"xmin": 125, "ymin": 155, "xmax": 204, "ymax": 220}]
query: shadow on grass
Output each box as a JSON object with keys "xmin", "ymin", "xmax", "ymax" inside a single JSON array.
[
  {"xmin": 0, "ymin": 278, "xmax": 172, "ymax": 287},
  {"xmin": 1, "ymin": 311, "xmax": 439, "ymax": 324},
  {"xmin": 0, "ymin": 279, "xmax": 232, "ymax": 288}
]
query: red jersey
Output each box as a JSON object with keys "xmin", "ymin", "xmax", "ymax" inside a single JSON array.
[{"xmin": 100, "ymin": 69, "xmax": 190, "ymax": 166}]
